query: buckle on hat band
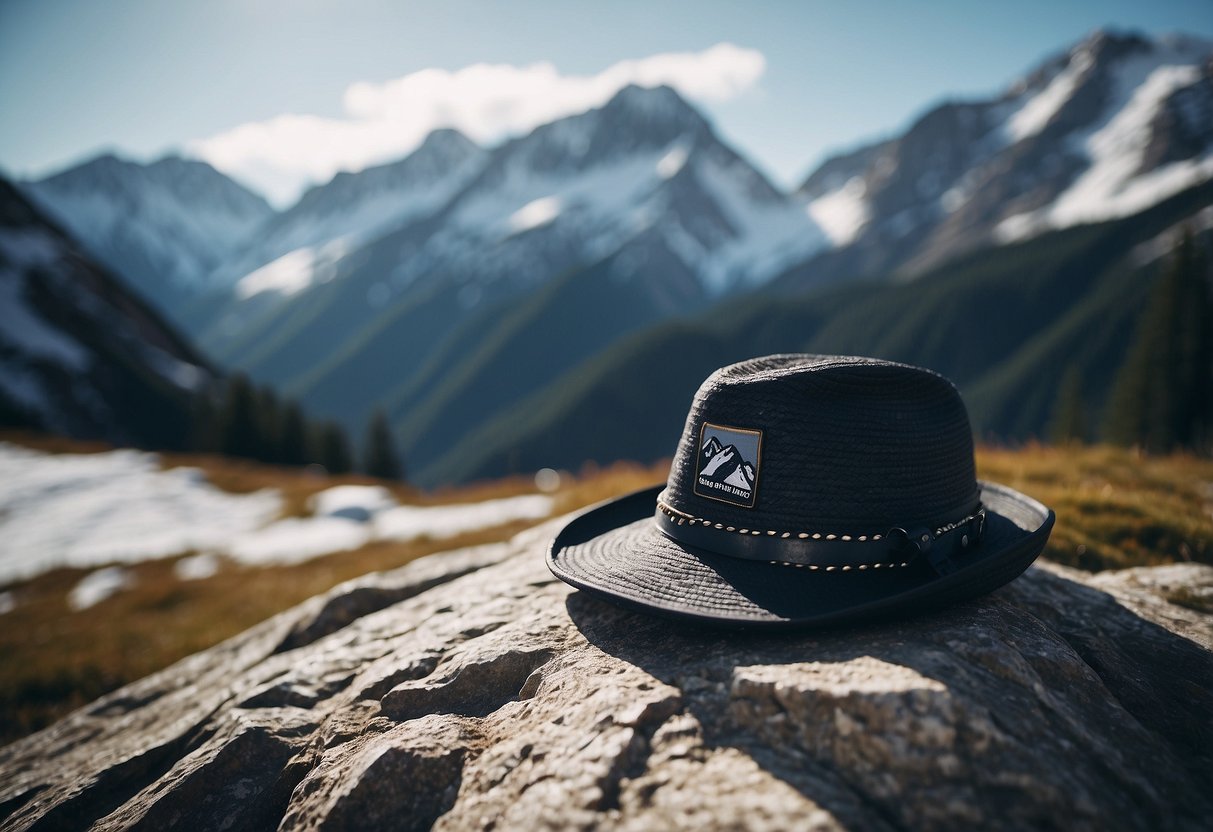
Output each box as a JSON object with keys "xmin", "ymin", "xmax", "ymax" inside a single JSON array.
[{"xmin": 654, "ymin": 495, "xmax": 985, "ymax": 575}]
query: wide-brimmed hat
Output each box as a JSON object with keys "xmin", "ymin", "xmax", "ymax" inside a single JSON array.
[{"xmin": 549, "ymin": 355, "xmax": 1054, "ymax": 628}]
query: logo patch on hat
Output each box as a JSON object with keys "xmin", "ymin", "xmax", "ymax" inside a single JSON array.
[{"xmin": 694, "ymin": 422, "xmax": 762, "ymax": 507}]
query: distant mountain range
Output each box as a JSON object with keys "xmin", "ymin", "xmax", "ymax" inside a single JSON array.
[
  {"xmin": 0, "ymin": 180, "xmax": 213, "ymax": 448},
  {"xmin": 22, "ymin": 154, "xmax": 273, "ymax": 320},
  {"xmin": 787, "ymin": 30, "xmax": 1213, "ymax": 287},
  {"xmin": 10, "ymin": 29, "xmax": 1213, "ymax": 483},
  {"xmin": 433, "ymin": 180, "xmax": 1213, "ymax": 484}
]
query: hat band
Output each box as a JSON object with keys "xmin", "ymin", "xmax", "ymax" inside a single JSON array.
[{"xmin": 654, "ymin": 495, "xmax": 985, "ymax": 575}]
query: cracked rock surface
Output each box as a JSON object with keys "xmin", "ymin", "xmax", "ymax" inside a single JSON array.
[{"xmin": 1, "ymin": 519, "xmax": 1211, "ymax": 831}]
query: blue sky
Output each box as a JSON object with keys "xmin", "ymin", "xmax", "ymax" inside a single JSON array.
[{"xmin": 2, "ymin": 0, "xmax": 1210, "ymax": 205}]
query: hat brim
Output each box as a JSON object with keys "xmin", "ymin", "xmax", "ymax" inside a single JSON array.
[{"xmin": 549, "ymin": 481, "xmax": 1054, "ymax": 629}]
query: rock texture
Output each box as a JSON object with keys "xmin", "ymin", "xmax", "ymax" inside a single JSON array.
[{"xmin": 1, "ymin": 518, "xmax": 1211, "ymax": 831}]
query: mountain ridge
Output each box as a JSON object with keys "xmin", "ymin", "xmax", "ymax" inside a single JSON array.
[
  {"xmin": 12, "ymin": 29, "xmax": 1212, "ymax": 486},
  {"xmin": 194, "ymin": 83, "xmax": 826, "ymax": 448},
  {"xmin": 786, "ymin": 28, "xmax": 1213, "ymax": 287},
  {"xmin": 0, "ymin": 177, "xmax": 214, "ymax": 448},
  {"xmin": 20, "ymin": 153, "xmax": 275, "ymax": 326},
  {"xmin": 424, "ymin": 178, "xmax": 1212, "ymax": 485}
]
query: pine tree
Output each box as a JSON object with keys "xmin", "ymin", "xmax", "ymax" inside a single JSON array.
[
  {"xmin": 1049, "ymin": 365, "xmax": 1086, "ymax": 444},
  {"xmin": 313, "ymin": 421, "xmax": 353, "ymax": 475},
  {"xmin": 218, "ymin": 374, "xmax": 261, "ymax": 460},
  {"xmin": 255, "ymin": 385, "xmax": 282, "ymax": 463},
  {"xmin": 363, "ymin": 409, "xmax": 404, "ymax": 481},
  {"xmin": 188, "ymin": 388, "xmax": 221, "ymax": 453},
  {"xmin": 1104, "ymin": 231, "xmax": 1213, "ymax": 452},
  {"xmin": 277, "ymin": 401, "xmax": 308, "ymax": 467}
]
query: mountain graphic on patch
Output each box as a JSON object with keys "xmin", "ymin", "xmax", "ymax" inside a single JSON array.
[{"xmin": 694, "ymin": 423, "xmax": 762, "ymax": 507}]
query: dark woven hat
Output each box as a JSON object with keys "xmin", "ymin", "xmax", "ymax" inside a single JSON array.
[{"xmin": 549, "ymin": 354, "xmax": 1054, "ymax": 628}]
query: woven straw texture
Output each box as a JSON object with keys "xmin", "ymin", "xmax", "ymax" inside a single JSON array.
[
  {"xmin": 549, "ymin": 354, "xmax": 1055, "ymax": 626},
  {"xmin": 551, "ymin": 482, "xmax": 1051, "ymax": 626},
  {"xmin": 665, "ymin": 355, "xmax": 979, "ymax": 532}
]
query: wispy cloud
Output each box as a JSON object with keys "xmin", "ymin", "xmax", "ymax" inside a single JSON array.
[{"xmin": 189, "ymin": 43, "xmax": 765, "ymax": 206}]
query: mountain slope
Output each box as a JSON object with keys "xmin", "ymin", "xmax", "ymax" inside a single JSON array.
[
  {"xmin": 215, "ymin": 129, "xmax": 487, "ymax": 296},
  {"xmin": 782, "ymin": 29, "xmax": 1213, "ymax": 289},
  {"xmin": 429, "ymin": 180, "xmax": 1213, "ymax": 484},
  {"xmin": 379, "ymin": 231, "xmax": 707, "ymax": 473},
  {"xmin": 0, "ymin": 178, "xmax": 214, "ymax": 448},
  {"xmin": 204, "ymin": 85, "xmax": 825, "ymax": 431},
  {"xmin": 22, "ymin": 154, "xmax": 274, "ymax": 325}
]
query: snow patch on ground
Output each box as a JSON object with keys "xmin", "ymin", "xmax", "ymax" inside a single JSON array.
[
  {"xmin": 0, "ymin": 443, "xmax": 282, "ymax": 583},
  {"xmin": 311, "ymin": 484, "xmax": 397, "ymax": 520},
  {"xmin": 68, "ymin": 566, "xmax": 133, "ymax": 610},
  {"xmin": 229, "ymin": 487, "xmax": 554, "ymax": 565},
  {"xmin": 0, "ymin": 444, "xmax": 556, "ymax": 584},
  {"xmin": 174, "ymin": 553, "xmax": 221, "ymax": 581},
  {"xmin": 374, "ymin": 494, "xmax": 553, "ymax": 541},
  {"xmin": 227, "ymin": 516, "xmax": 372, "ymax": 565}
]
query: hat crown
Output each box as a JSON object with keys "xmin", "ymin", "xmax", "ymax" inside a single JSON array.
[{"xmin": 664, "ymin": 355, "xmax": 979, "ymax": 533}]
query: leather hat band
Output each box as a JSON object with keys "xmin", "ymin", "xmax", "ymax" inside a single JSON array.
[{"xmin": 654, "ymin": 495, "xmax": 986, "ymax": 576}]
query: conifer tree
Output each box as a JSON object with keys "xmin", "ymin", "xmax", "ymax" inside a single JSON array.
[
  {"xmin": 188, "ymin": 388, "xmax": 221, "ymax": 453},
  {"xmin": 1104, "ymin": 231, "xmax": 1213, "ymax": 452},
  {"xmin": 363, "ymin": 409, "xmax": 404, "ymax": 481},
  {"xmin": 218, "ymin": 374, "xmax": 261, "ymax": 460},
  {"xmin": 1049, "ymin": 365, "xmax": 1086, "ymax": 444},
  {"xmin": 277, "ymin": 401, "xmax": 308, "ymax": 467},
  {"xmin": 313, "ymin": 421, "xmax": 353, "ymax": 475},
  {"xmin": 254, "ymin": 385, "xmax": 282, "ymax": 463}
]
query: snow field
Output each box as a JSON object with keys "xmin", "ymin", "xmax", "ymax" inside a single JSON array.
[{"xmin": 0, "ymin": 444, "xmax": 554, "ymax": 610}]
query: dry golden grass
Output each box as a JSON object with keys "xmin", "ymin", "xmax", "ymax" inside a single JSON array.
[
  {"xmin": 0, "ymin": 433, "xmax": 667, "ymax": 743},
  {"xmin": 0, "ymin": 432, "xmax": 1208, "ymax": 746},
  {"xmin": 977, "ymin": 443, "xmax": 1213, "ymax": 571}
]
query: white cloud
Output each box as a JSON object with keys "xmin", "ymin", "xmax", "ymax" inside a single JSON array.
[{"xmin": 189, "ymin": 43, "xmax": 765, "ymax": 206}]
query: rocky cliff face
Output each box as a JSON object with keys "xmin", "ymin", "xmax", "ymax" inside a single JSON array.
[{"xmin": 1, "ymin": 518, "xmax": 1210, "ymax": 831}]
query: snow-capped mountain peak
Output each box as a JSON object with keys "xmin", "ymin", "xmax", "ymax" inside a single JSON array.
[
  {"xmin": 382, "ymin": 83, "xmax": 823, "ymax": 296},
  {"xmin": 794, "ymin": 29, "xmax": 1213, "ymax": 278},
  {"xmin": 20, "ymin": 152, "xmax": 275, "ymax": 321},
  {"xmin": 217, "ymin": 128, "xmax": 487, "ymax": 297},
  {"xmin": 995, "ymin": 30, "xmax": 1213, "ymax": 240}
]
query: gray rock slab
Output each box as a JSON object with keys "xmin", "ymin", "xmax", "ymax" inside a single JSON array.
[{"xmin": 1, "ymin": 518, "xmax": 1210, "ymax": 831}]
